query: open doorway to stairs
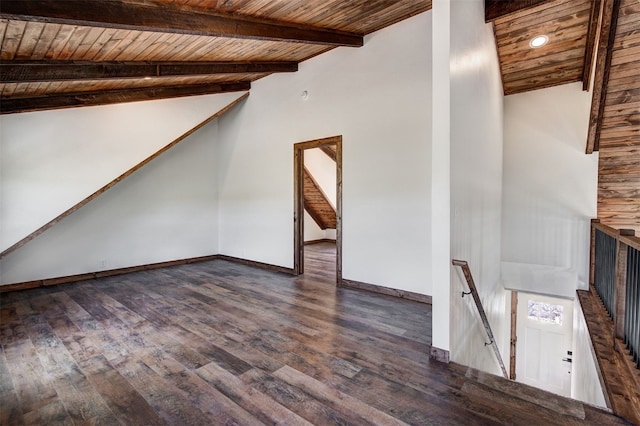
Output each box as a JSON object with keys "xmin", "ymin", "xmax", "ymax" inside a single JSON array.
[{"xmin": 293, "ymin": 136, "xmax": 342, "ymax": 284}]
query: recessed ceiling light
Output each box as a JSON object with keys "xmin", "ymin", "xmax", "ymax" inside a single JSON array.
[
  {"xmin": 529, "ymin": 35, "xmax": 549, "ymax": 48},
  {"xmin": 144, "ymin": 76, "xmax": 153, "ymax": 80}
]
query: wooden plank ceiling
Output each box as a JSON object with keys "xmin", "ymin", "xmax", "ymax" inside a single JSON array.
[
  {"xmin": 595, "ymin": 0, "xmax": 640, "ymax": 233},
  {"xmin": 0, "ymin": 0, "xmax": 431, "ymax": 113},
  {"xmin": 487, "ymin": 0, "xmax": 640, "ymax": 233}
]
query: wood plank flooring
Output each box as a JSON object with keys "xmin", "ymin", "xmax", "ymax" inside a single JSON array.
[{"xmin": 0, "ymin": 243, "xmax": 632, "ymax": 425}]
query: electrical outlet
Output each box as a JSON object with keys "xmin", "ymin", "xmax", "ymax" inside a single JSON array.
[{"xmin": 100, "ymin": 260, "xmax": 106, "ymax": 268}]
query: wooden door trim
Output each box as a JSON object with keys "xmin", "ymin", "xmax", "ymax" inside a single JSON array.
[{"xmin": 293, "ymin": 135, "xmax": 342, "ymax": 283}]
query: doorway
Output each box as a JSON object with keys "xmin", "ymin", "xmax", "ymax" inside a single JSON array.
[
  {"xmin": 293, "ymin": 136, "xmax": 342, "ymax": 283},
  {"xmin": 515, "ymin": 292, "xmax": 574, "ymax": 397}
]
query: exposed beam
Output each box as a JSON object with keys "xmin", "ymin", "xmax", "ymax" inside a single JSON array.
[
  {"xmin": 583, "ymin": 0, "xmax": 603, "ymax": 91},
  {"xmin": 0, "ymin": 61, "xmax": 298, "ymax": 83},
  {"xmin": 0, "ymin": 0, "xmax": 363, "ymax": 47},
  {"xmin": 0, "ymin": 81, "xmax": 250, "ymax": 114},
  {"xmin": 0, "ymin": 93, "xmax": 250, "ymax": 259},
  {"xmin": 485, "ymin": 0, "xmax": 554, "ymax": 22},
  {"xmin": 586, "ymin": 0, "xmax": 620, "ymax": 154}
]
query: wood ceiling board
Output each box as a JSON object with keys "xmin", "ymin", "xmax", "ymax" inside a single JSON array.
[
  {"xmin": 0, "ymin": 21, "xmax": 332, "ymax": 63},
  {"xmin": 493, "ymin": 0, "xmax": 591, "ymax": 95},
  {"xmin": 0, "ymin": 0, "xmax": 363, "ymax": 46},
  {"xmin": 493, "ymin": 0, "xmax": 591, "ymax": 31},
  {"xmin": 157, "ymin": 0, "xmax": 431, "ymax": 34}
]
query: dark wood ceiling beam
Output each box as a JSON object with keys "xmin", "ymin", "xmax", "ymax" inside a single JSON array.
[
  {"xmin": 586, "ymin": 0, "xmax": 621, "ymax": 154},
  {"xmin": 0, "ymin": 81, "xmax": 250, "ymax": 114},
  {"xmin": 0, "ymin": 0, "xmax": 363, "ymax": 47},
  {"xmin": 485, "ymin": 0, "xmax": 555, "ymax": 22},
  {"xmin": 0, "ymin": 61, "xmax": 298, "ymax": 83},
  {"xmin": 583, "ymin": 0, "xmax": 603, "ymax": 90}
]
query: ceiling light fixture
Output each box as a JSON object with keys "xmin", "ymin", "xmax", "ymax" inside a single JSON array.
[{"xmin": 529, "ymin": 35, "xmax": 549, "ymax": 48}]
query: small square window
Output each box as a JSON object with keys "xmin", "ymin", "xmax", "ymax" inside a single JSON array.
[{"xmin": 528, "ymin": 300, "xmax": 563, "ymax": 325}]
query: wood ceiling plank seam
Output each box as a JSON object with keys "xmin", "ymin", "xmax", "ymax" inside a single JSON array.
[
  {"xmin": 14, "ymin": 21, "xmax": 46, "ymax": 59},
  {"xmin": 493, "ymin": 0, "xmax": 589, "ymax": 28},
  {"xmin": 611, "ymin": 30, "xmax": 640, "ymax": 49},
  {"xmin": 72, "ymin": 26, "xmax": 107, "ymax": 59},
  {"xmin": 100, "ymin": 30, "xmax": 143, "ymax": 61},
  {"xmin": 617, "ymin": 3, "xmax": 640, "ymax": 25},
  {"xmin": 162, "ymin": 34, "xmax": 208, "ymax": 62},
  {"xmin": 133, "ymin": 33, "xmax": 184, "ymax": 62},
  {"xmin": 494, "ymin": 8, "xmax": 591, "ymax": 38},
  {"xmin": 611, "ymin": 44, "xmax": 640, "ymax": 66},
  {"xmin": 500, "ymin": 46, "xmax": 586, "ymax": 74},
  {"xmin": 113, "ymin": 30, "xmax": 161, "ymax": 62},
  {"xmin": 45, "ymin": 24, "xmax": 76, "ymax": 60},
  {"xmin": 30, "ymin": 23, "xmax": 62, "ymax": 59},
  {"xmin": 348, "ymin": 1, "xmax": 431, "ymax": 35},
  {"xmin": 601, "ymin": 118, "xmax": 640, "ymax": 131},
  {"xmin": 151, "ymin": 33, "xmax": 195, "ymax": 61},
  {"xmin": 55, "ymin": 26, "xmax": 92, "ymax": 60},
  {"xmin": 164, "ymin": 35, "xmax": 214, "ymax": 61},
  {"xmin": 504, "ymin": 76, "xmax": 583, "ymax": 95},
  {"xmin": 0, "ymin": 19, "xmax": 9, "ymax": 49},
  {"xmin": 603, "ymin": 87, "xmax": 640, "ymax": 105},
  {"xmin": 587, "ymin": 0, "xmax": 621, "ymax": 153},
  {"xmin": 498, "ymin": 36, "xmax": 589, "ymax": 64},
  {"xmin": 607, "ymin": 74, "xmax": 640, "ymax": 90},
  {"xmin": 615, "ymin": 16, "xmax": 640, "ymax": 33},
  {"xmin": 502, "ymin": 59, "xmax": 584, "ymax": 83},
  {"xmin": 0, "ymin": 20, "xmax": 27, "ymax": 60},
  {"xmin": 607, "ymin": 60, "xmax": 640, "ymax": 78},
  {"xmin": 91, "ymin": 29, "xmax": 134, "ymax": 61},
  {"xmin": 128, "ymin": 32, "xmax": 175, "ymax": 61},
  {"xmin": 597, "ymin": 145, "xmax": 640, "ymax": 156},
  {"xmin": 78, "ymin": 26, "xmax": 117, "ymax": 60},
  {"xmin": 1, "ymin": 82, "xmax": 17, "ymax": 97},
  {"xmin": 599, "ymin": 125, "xmax": 640, "ymax": 137}
]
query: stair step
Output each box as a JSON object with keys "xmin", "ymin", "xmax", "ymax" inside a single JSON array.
[{"xmin": 464, "ymin": 368, "xmax": 586, "ymax": 419}]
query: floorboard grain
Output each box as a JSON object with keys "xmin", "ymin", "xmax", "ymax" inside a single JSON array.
[{"xmin": 0, "ymin": 243, "xmax": 631, "ymax": 425}]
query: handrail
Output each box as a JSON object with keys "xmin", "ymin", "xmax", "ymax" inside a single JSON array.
[{"xmin": 452, "ymin": 259, "xmax": 509, "ymax": 379}]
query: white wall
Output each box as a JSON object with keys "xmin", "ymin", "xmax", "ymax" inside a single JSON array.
[
  {"xmin": 502, "ymin": 82, "xmax": 597, "ymax": 292},
  {"xmin": 0, "ymin": 93, "xmax": 246, "ymax": 285},
  {"xmin": 217, "ymin": 12, "xmax": 432, "ymax": 295},
  {"xmin": 0, "ymin": 93, "xmax": 245, "ymax": 252},
  {"xmin": 448, "ymin": 0, "xmax": 509, "ymax": 374},
  {"xmin": 572, "ymin": 299, "xmax": 607, "ymax": 407}
]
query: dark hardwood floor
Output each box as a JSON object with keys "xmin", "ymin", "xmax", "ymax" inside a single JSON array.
[{"xmin": 0, "ymin": 244, "xmax": 631, "ymax": 425}]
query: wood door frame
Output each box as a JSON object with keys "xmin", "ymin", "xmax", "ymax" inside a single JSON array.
[{"xmin": 294, "ymin": 135, "xmax": 342, "ymax": 283}]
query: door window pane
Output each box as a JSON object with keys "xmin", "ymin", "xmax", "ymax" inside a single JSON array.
[{"xmin": 528, "ymin": 300, "xmax": 563, "ymax": 325}]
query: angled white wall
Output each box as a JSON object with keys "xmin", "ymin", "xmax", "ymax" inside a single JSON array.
[
  {"xmin": 501, "ymin": 82, "xmax": 597, "ymax": 292},
  {"xmin": 217, "ymin": 12, "xmax": 433, "ymax": 295},
  {"xmin": 0, "ymin": 92, "xmax": 246, "ymax": 252},
  {"xmin": 0, "ymin": 93, "xmax": 246, "ymax": 285},
  {"xmin": 304, "ymin": 148, "xmax": 337, "ymax": 242},
  {"xmin": 448, "ymin": 0, "xmax": 508, "ymax": 374}
]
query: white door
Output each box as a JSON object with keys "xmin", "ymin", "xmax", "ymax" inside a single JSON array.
[{"xmin": 515, "ymin": 293, "xmax": 574, "ymax": 397}]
